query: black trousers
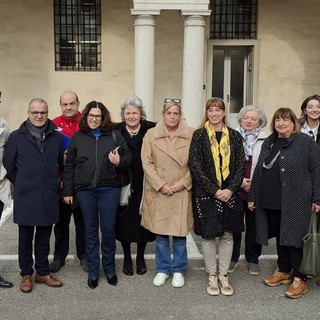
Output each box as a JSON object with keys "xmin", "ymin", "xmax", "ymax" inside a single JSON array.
[
  {"xmin": 52, "ymin": 199, "xmax": 86, "ymax": 261},
  {"xmin": 18, "ymin": 224, "xmax": 52, "ymax": 276},
  {"xmin": 266, "ymin": 209, "xmax": 306, "ymax": 281},
  {"xmin": 232, "ymin": 200, "xmax": 262, "ymax": 264}
]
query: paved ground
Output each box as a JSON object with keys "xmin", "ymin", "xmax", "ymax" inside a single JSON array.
[{"xmin": 1, "ymin": 205, "xmax": 320, "ymax": 320}]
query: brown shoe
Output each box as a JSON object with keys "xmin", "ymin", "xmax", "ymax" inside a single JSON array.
[
  {"xmin": 285, "ymin": 277, "xmax": 308, "ymax": 299},
  {"xmin": 35, "ymin": 274, "xmax": 63, "ymax": 287},
  {"xmin": 264, "ymin": 267, "xmax": 292, "ymax": 287},
  {"xmin": 20, "ymin": 275, "xmax": 33, "ymax": 293}
]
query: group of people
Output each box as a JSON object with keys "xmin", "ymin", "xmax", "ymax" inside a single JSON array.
[{"xmin": 1, "ymin": 92, "xmax": 320, "ymax": 301}]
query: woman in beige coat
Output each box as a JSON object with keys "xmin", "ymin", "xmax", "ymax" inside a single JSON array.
[{"xmin": 141, "ymin": 98, "xmax": 194, "ymax": 288}]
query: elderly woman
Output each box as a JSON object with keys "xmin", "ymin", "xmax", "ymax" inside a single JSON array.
[
  {"xmin": 299, "ymin": 94, "xmax": 320, "ymax": 143},
  {"xmin": 189, "ymin": 97, "xmax": 245, "ymax": 296},
  {"xmin": 229, "ymin": 105, "xmax": 269, "ymax": 275},
  {"xmin": 115, "ymin": 96, "xmax": 156, "ymax": 276},
  {"xmin": 141, "ymin": 98, "xmax": 194, "ymax": 288},
  {"xmin": 248, "ymin": 108, "xmax": 320, "ymax": 299}
]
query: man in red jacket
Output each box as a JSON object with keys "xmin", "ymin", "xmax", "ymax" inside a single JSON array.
[{"xmin": 49, "ymin": 91, "xmax": 87, "ymax": 273}]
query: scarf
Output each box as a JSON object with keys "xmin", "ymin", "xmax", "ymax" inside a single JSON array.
[
  {"xmin": 26, "ymin": 119, "xmax": 48, "ymax": 144},
  {"xmin": 205, "ymin": 121, "xmax": 230, "ymax": 187},
  {"xmin": 239, "ymin": 126, "xmax": 260, "ymax": 159}
]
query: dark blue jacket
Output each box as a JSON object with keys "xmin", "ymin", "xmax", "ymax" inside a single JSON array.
[{"xmin": 3, "ymin": 120, "xmax": 63, "ymax": 226}]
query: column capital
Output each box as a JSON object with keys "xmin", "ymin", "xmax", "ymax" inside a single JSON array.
[{"xmin": 182, "ymin": 15, "xmax": 207, "ymax": 27}]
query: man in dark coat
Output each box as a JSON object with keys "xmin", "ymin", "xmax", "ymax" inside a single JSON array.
[{"xmin": 3, "ymin": 98, "xmax": 64, "ymax": 293}]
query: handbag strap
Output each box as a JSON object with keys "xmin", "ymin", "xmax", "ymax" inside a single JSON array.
[{"xmin": 112, "ymin": 130, "xmax": 118, "ymax": 147}]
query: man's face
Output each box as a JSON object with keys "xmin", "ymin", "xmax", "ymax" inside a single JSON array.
[
  {"xmin": 28, "ymin": 101, "xmax": 49, "ymax": 127},
  {"xmin": 60, "ymin": 92, "xmax": 80, "ymax": 119}
]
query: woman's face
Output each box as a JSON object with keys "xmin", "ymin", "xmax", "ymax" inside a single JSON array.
[
  {"xmin": 207, "ymin": 105, "xmax": 225, "ymax": 127},
  {"xmin": 87, "ymin": 107, "xmax": 102, "ymax": 130},
  {"xmin": 163, "ymin": 104, "xmax": 181, "ymax": 129},
  {"xmin": 274, "ymin": 116, "xmax": 294, "ymax": 138},
  {"xmin": 241, "ymin": 110, "xmax": 260, "ymax": 131},
  {"xmin": 124, "ymin": 105, "xmax": 141, "ymax": 129},
  {"xmin": 305, "ymin": 99, "xmax": 320, "ymax": 122}
]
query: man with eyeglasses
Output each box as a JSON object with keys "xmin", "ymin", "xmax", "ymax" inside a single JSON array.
[
  {"xmin": 49, "ymin": 91, "xmax": 87, "ymax": 274},
  {"xmin": 3, "ymin": 98, "xmax": 64, "ymax": 293}
]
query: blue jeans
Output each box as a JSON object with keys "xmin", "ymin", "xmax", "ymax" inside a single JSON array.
[
  {"xmin": 155, "ymin": 235, "xmax": 188, "ymax": 274},
  {"xmin": 77, "ymin": 187, "xmax": 120, "ymax": 279}
]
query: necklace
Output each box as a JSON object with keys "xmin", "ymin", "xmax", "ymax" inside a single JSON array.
[
  {"xmin": 262, "ymin": 150, "xmax": 280, "ymax": 169},
  {"xmin": 126, "ymin": 124, "xmax": 140, "ymax": 136}
]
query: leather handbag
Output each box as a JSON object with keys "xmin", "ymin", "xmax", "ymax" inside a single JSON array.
[{"xmin": 299, "ymin": 211, "xmax": 320, "ymax": 277}]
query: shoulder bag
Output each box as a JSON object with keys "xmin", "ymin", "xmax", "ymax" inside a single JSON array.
[{"xmin": 299, "ymin": 211, "xmax": 320, "ymax": 277}]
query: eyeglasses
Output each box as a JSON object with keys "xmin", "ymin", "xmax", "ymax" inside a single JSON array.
[
  {"xmin": 29, "ymin": 111, "xmax": 48, "ymax": 117},
  {"xmin": 88, "ymin": 114, "xmax": 102, "ymax": 120},
  {"xmin": 164, "ymin": 98, "xmax": 181, "ymax": 104}
]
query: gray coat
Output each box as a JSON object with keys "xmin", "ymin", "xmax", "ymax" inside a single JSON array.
[{"xmin": 248, "ymin": 132, "xmax": 320, "ymax": 248}]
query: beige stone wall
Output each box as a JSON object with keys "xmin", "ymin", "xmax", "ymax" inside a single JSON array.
[
  {"xmin": 257, "ymin": 0, "xmax": 320, "ymax": 126},
  {"xmin": 0, "ymin": 0, "xmax": 184, "ymax": 129},
  {"xmin": 1, "ymin": 0, "xmax": 320, "ymax": 130}
]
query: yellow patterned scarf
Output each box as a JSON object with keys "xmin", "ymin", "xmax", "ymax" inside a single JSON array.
[{"xmin": 205, "ymin": 121, "xmax": 230, "ymax": 187}]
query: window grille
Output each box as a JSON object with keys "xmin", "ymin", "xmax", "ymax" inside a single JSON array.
[
  {"xmin": 54, "ymin": 0, "xmax": 101, "ymax": 71},
  {"xmin": 210, "ymin": 0, "xmax": 257, "ymax": 40}
]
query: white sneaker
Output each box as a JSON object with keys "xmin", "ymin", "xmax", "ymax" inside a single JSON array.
[
  {"xmin": 207, "ymin": 275, "xmax": 220, "ymax": 296},
  {"xmin": 172, "ymin": 273, "xmax": 185, "ymax": 288},
  {"xmin": 153, "ymin": 273, "xmax": 169, "ymax": 287},
  {"xmin": 218, "ymin": 274, "xmax": 234, "ymax": 296}
]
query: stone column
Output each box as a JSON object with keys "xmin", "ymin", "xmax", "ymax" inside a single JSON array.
[
  {"xmin": 132, "ymin": 14, "xmax": 157, "ymax": 121},
  {"xmin": 181, "ymin": 15, "xmax": 207, "ymax": 128}
]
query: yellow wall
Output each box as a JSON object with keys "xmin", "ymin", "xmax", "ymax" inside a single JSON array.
[
  {"xmin": 0, "ymin": 0, "xmax": 320, "ymax": 130},
  {"xmin": 258, "ymin": 0, "xmax": 320, "ymax": 125}
]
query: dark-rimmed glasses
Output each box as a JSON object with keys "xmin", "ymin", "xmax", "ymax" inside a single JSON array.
[
  {"xmin": 88, "ymin": 113, "xmax": 102, "ymax": 120},
  {"xmin": 29, "ymin": 111, "xmax": 48, "ymax": 117}
]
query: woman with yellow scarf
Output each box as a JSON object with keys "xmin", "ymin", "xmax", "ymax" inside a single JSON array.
[{"xmin": 189, "ymin": 97, "xmax": 245, "ymax": 296}]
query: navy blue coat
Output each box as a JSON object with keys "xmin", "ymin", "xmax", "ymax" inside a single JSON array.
[{"xmin": 3, "ymin": 120, "xmax": 63, "ymax": 226}]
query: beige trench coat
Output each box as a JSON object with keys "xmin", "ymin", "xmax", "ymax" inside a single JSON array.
[{"xmin": 141, "ymin": 119, "xmax": 194, "ymax": 236}]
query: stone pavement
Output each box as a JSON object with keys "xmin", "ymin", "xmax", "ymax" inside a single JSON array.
[{"xmin": 1, "ymin": 206, "xmax": 320, "ymax": 320}]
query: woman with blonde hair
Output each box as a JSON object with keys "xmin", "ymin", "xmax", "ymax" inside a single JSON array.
[{"xmin": 141, "ymin": 98, "xmax": 194, "ymax": 288}]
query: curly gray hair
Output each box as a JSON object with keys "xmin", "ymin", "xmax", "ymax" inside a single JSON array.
[
  {"xmin": 237, "ymin": 105, "xmax": 267, "ymax": 128},
  {"xmin": 120, "ymin": 95, "xmax": 147, "ymax": 121}
]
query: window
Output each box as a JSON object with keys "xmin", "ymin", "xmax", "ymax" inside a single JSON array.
[
  {"xmin": 54, "ymin": 0, "xmax": 101, "ymax": 71},
  {"xmin": 210, "ymin": 0, "xmax": 257, "ymax": 40}
]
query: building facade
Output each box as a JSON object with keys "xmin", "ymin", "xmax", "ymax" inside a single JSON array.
[{"xmin": 0, "ymin": 0, "xmax": 319, "ymax": 129}]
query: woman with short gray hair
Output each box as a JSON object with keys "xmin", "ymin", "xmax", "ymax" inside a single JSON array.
[
  {"xmin": 115, "ymin": 95, "xmax": 156, "ymax": 277},
  {"xmin": 228, "ymin": 105, "xmax": 269, "ymax": 276}
]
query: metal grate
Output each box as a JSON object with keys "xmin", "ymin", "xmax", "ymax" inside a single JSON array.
[
  {"xmin": 210, "ymin": 0, "xmax": 257, "ymax": 40},
  {"xmin": 54, "ymin": 0, "xmax": 101, "ymax": 71}
]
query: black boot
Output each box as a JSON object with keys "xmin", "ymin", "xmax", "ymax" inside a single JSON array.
[
  {"xmin": 122, "ymin": 242, "xmax": 133, "ymax": 276},
  {"xmin": 136, "ymin": 242, "xmax": 147, "ymax": 275}
]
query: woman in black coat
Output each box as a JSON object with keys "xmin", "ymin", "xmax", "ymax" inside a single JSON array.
[
  {"xmin": 189, "ymin": 97, "xmax": 245, "ymax": 296},
  {"xmin": 248, "ymin": 108, "xmax": 320, "ymax": 299},
  {"xmin": 63, "ymin": 101, "xmax": 133, "ymax": 289},
  {"xmin": 115, "ymin": 96, "xmax": 155, "ymax": 276}
]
